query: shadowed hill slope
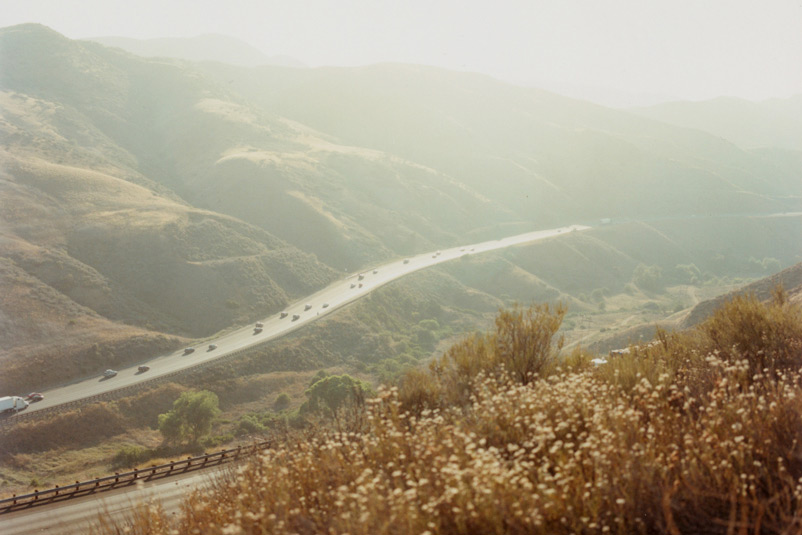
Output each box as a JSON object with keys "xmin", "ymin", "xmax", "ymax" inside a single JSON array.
[{"xmin": 680, "ymin": 261, "xmax": 802, "ymax": 328}]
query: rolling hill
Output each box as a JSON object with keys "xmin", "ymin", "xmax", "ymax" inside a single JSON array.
[
  {"xmin": 631, "ymin": 95, "xmax": 802, "ymax": 151},
  {"xmin": 1, "ymin": 23, "xmax": 801, "ymax": 393},
  {"xmin": 87, "ymin": 34, "xmax": 306, "ymax": 68}
]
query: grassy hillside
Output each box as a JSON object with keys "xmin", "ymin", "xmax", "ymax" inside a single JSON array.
[
  {"xmin": 0, "ymin": 25, "xmax": 339, "ymax": 390},
  {"xmin": 2, "ymin": 23, "xmax": 801, "ymax": 394}
]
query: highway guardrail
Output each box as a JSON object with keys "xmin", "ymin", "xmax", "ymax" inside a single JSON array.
[{"xmin": 0, "ymin": 441, "xmax": 270, "ymax": 515}]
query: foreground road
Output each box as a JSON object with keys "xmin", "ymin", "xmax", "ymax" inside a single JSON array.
[
  {"xmin": 11, "ymin": 224, "xmax": 590, "ymax": 418},
  {"xmin": 0, "ymin": 466, "xmax": 227, "ymax": 534}
]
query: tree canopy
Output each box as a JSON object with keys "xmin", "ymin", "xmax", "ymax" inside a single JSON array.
[
  {"xmin": 301, "ymin": 374, "xmax": 372, "ymax": 417},
  {"xmin": 158, "ymin": 390, "xmax": 221, "ymax": 444}
]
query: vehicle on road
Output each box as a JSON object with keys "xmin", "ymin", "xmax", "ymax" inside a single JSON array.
[
  {"xmin": 292, "ymin": 314, "xmax": 300, "ymax": 321},
  {"xmin": 0, "ymin": 396, "xmax": 29, "ymax": 413},
  {"xmin": 358, "ymin": 283, "xmax": 363, "ymax": 288},
  {"xmin": 280, "ymin": 312, "xmax": 288, "ymax": 318},
  {"xmin": 208, "ymin": 344, "xmax": 217, "ymax": 351},
  {"xmin": 183, "ymin": 348, "xmax": 195, "ymax": 355},
  {"xmin": 358, "ymin": 273, "xmax": 365, "ymax": 280},
  {"xmin": 137, "ymin": 365, "xmax": 151, "ymax": 373},
  {"xmin": 403, "ymin": 259, "xmax": 409, "ymax": 264},
  {"xmin": 255, "ymin": 322, "xmax": 264, "ymax": 328},
  {"xmin": 25, "ymin": 392, "xmax": 44, "ymax": 402},
  {"xmin": 254, "ymin": 327, "xmax": 263, "ymax": 334},
  {"xmin": 304, "ymin": 304, "xmax": 312, "ymax": 311},
  {"xmin": 373, "ymin": 269, "xmax": 378, "ymax": 274},
  {"xmin": 322, "ymin": 303, "xmax": 329, "ymax": 308},
  {"xmin": 350, "ymin": 283, "xmax": 356, "ymax": 288},
  {"xmin": 103, "ymin": 369, "xmax": 118, "ymax": 378}
]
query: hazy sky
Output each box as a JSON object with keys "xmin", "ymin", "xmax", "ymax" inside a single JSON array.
[{"xmin": 2, "ymin": 0, "xmax": 801, "ymax": 106}]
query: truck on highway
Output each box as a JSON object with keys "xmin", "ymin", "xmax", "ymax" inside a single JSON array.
[{"xmin": 0, "ymin": 396, "xmax": 29, "ymax": 414}]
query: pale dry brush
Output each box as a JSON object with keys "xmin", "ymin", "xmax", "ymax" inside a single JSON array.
[{"xmin": 101, "ymin": 298, "xmax": 802, "ymax": 534}]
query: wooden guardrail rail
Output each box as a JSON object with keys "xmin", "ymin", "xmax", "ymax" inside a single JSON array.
[{"xmin": 0, "ymin": 441, "xmax": 271, "ymax": 515}]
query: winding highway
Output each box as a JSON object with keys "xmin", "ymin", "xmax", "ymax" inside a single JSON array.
[{"xmin": 8, "ymin": 224, "xmax": 589, "ymax": 419}]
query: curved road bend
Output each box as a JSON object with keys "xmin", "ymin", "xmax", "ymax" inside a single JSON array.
[{"xmin": 13, "ymin": 225, "xmax": 591, "ymax": 417}]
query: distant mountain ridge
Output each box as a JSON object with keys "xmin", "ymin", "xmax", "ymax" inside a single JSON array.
[
  {"xmin": 631, "ymin": 95, "xmax": 802, "ymax": 151},
  {"xmin": 86, "ymin": 34, "xmax": 306, "ymax": 68}
]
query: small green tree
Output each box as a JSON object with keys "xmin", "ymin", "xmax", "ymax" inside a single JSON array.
[
  {"xmin": 590, "ymin": 288, "xmax": 606, "ymax": 304},
  {"xmin": 632, "ymin": 263, "xmax": 664, "ymax": 293},
  {"xmin": 158, "ymin": 390, "xmax": 221, "ymax": 444},
  {"xmin": 301, "ymin": 374, "xmax": 372, "ymax": 417},
  {"xmin": 274, "ymin": 393, "xmax": 291, "ymax": 411},
  {"xmin": 674, "ymin": 263, "xmax": 702, "ymax": 284}
]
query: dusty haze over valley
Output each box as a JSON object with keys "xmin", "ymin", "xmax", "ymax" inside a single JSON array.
[{"xmin": 0, "ymin": 2, "xmax": 801, "ymax": 534}]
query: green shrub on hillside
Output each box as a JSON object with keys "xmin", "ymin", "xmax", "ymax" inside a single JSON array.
[
  {"xmin": 236, "ymin": 414, "xmax": 266, "ymax": 435},
  {"xmin": 158, "ymin": 390, "xmax": 221, "ymax": 445},
  {"xmin": 300, "ymin": 374, "xmax": 373, "ymax": 418},
  {"xmin": 273, "ymin": 392, "xmax": 291, "ymax": 411},
  {"xmin": 632, "ymin": 263, "xmax": 664, "ymax": 293},
  {"xmin": 673, "ymin": 263, "xmax": 702, "ymax": 284}
]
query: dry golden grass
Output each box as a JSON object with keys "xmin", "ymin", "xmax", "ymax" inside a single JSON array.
[{"xmin": 97, "ymin": 293, "xmax": 802, "ymax": 534}]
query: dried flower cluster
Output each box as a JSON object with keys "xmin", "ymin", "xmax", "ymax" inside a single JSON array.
[{"xmin": 104, "ymin": 293, "xmax": 802, "ymax": 534}]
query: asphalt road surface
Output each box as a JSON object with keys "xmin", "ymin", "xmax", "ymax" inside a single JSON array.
[
  {"xmin": 0, "ymin": 465, "xmax": 228, "ymax": 534},
  {"xmin": 11, "ymin": 224, "xmax": 590, "ymax": 417}
]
